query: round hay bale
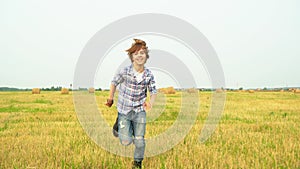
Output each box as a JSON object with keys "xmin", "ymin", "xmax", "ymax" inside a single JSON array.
[
  {"xmin": 248, "ymin": 90, "xmax": 255, "ymax": 93},
  {"xmin": 61, "ymin": 88, "xmax": 69, "ymax": 94},
  {"xmin": 32, "ymin": 88, "xmax": 40, "ymax": 94},
  {"xmin": 158, "ymin": 87, "xmax": 176, "ymax": 94},
  {"xmin": 289, "ymin": 88, "xmax": 295, "ymax": 92},
  {"xmin": 294, "ymin": 89, "xmax": 300, "ymax": 93},
  {"xmin": 215, "ymin": 88, "xmax": 223, "ymax": 93},
  {"xmin": 187, "ymin": 88, "xmax": 197, "ymax": 93},
  {"xmin": 166, "ymin": 87, "xmax": 176, "ymax": 94},
  {"xmin": 88, "ymin": 87, "xmax": 95, "ymax": 93}
]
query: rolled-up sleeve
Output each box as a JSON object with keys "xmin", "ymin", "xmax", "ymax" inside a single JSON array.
[{"xmin": 111, "ymin": 69, "xmax": 125, "ymax": 86}]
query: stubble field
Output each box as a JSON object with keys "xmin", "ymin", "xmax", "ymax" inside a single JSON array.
[{"xmin": 0, "ymin": 91, "xmax": 299, "ymax": 168}]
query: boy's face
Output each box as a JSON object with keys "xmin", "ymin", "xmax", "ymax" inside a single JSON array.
[{"xmin": 132, "ymin": 48, "xmax": 147, "ymax": 65}]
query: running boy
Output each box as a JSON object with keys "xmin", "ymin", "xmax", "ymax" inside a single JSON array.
[{"xmin": 105, "ymin": 39, "xmax": 157, "ymax": 168}]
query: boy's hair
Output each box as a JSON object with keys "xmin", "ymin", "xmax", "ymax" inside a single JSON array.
[{"xmin": 126, "ymin": 39, "xmax": 149, "ymax": 62}]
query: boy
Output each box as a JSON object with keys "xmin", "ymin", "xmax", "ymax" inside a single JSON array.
[{"xmin": 105, "ymin": 39, "xmax": 157, "ymax": 168}]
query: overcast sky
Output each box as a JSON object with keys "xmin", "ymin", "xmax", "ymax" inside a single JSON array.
[{"xmin": 1, "ymin": 0, "xmax": 299, "ymax": 89}]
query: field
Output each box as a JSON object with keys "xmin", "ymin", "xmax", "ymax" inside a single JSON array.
[{"xmin": 0, "ymin": 91, "xmax": 299, "ymax": 168}]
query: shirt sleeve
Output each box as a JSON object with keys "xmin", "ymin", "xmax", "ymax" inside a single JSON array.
[
  {"xmin": 148, "ymin": 73, "xmax": 157, "ymax": 95},
  {"xmin": 111, "ymin": 68, "xmax": 125, "ymax": 86}
]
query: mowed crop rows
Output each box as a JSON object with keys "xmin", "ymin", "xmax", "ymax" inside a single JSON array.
[{"xmin": 0, "ymin": 91, "xmax": 299, "ymax": 168}]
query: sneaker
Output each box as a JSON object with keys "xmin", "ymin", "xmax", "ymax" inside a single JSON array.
[
  {"xmin": 132, "ymin": 161, "xmax": 142, "ymax": 169},
  {"xmin": 112, "ymin": 117, "xmax": 118, "ymax": 137}
]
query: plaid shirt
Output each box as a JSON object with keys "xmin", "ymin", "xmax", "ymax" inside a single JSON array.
[{"xmin": 112, "ymin": 65, "xmax": 157, "ymax": 115}]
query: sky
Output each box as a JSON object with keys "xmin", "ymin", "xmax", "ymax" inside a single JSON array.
[{"xmin": 1, "ymin": 0, "xmax": 299, "ymax": 89}]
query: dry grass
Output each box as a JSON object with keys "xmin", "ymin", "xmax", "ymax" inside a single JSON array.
[{"xmin": 0, "ymin": 91, "xmax": 299, "ymax": 168}]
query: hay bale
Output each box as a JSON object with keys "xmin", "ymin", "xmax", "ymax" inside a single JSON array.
[
  {"xmin": 61, "ymin": 88, "xmax": 69, "ymax": 94},
  {"xmin": 158, "ymin": 87, "xmax": 176, "ymax": 94},
  {"xmin": 88, "ymin": 87, "xmax": 95, "ymax": 93},
  {"xmin": 166, "ymin": 87, "xmax": 176, "ymax": 94},
  {"xmin": 187, "ymin": 88, "xmax": 197, "ymax": 93},
  {"xmin": 248, "ymin": 90, "xmax": 255, "ymax": 93},
  {"xmin": 215, "ymin": 88, "xmax": 223, "ymax": 93},
  {"xmin": 294, "ymin": 89, "xmax": 300, "ymax": 93},
  {"xmin": 289, "ymin": 88, "xmax": 295, "ymax": 92},
  {"xmin": 32, "ymin": 88, "xmax": 40, "ymax": 94}
]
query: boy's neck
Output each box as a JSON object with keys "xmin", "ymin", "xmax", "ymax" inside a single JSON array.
[{"xmin": 133, "ymin": 63, "xmax": 144, "ymax": 73}]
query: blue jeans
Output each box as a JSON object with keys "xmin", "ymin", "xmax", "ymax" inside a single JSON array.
[{"xmin": 118, "ymin": 110, "xmax": 146, "ymax": 162}]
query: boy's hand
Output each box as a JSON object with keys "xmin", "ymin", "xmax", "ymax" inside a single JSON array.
[
  {"xmin": 105, "ymin": 99, "xmax": 114, "ymax": 107},
  {"xmin": 143, "ymin": 102, "xmax": 152, "ymax": 111}
]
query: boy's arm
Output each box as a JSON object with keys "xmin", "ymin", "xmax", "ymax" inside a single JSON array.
[
  {"xmin": 145, "ymin": 75, "xmax": 157, "ymax": 110},
  {"xmin": 144, "ymin": 93, "xmax": 156, "ymax": 111},
  {"xmin": 106, "ymin": 68, "xmax": 124, "ymax": 107},
  {"xmin": 149, "ymin": 93, "xmax": 157, "ymax": 107},
  {"xmin": 145, "ymin": 72, "xmax": 157, "ymax": 110},
  {"xmin": 105, "ymin": 84, "xmax": 116, "ymax": 107},
  {"xmin": 108, "ymin": 84, "xmax": 116, "ymax": 100}
]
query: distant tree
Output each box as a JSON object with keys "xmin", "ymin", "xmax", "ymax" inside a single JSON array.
[{"xmin": 239, "ymin": 87, "xmax": 243, "ymax": 90}]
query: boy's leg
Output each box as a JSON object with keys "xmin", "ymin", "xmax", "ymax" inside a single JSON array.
[
  {"xmin": 118, "ymin": 112, "xmax": 133, "ymax": 145},
  {"xmin": 132, "ymin": 111, "xmax": 146, "ymax": 162}
]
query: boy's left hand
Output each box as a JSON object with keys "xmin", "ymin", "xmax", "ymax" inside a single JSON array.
[
  {"xmin": 105, "ymin": 99, "xmax": 114, "ymax": 107},
  {"xmin": 143, "ymin": 102, "xmax": 152, "ymax": 111}
]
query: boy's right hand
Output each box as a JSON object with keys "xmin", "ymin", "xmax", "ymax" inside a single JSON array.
[
  {"xmin": 143, "ymin": 102, "xmax": 152, "ymax": 111},
  {"xmin": 105, "ymin": 99, "xmax": 114, "ymax": 107}
]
